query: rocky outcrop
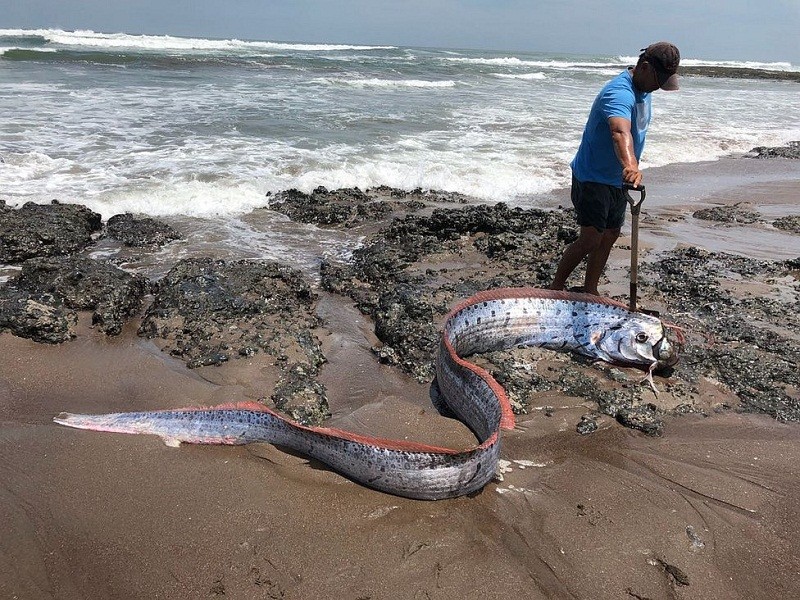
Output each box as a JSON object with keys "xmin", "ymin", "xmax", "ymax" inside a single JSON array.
[
  {"xmin": 0, "ymin": 200, "xmax": 101, "ymax": 263},
  {"xmin": 138, "ymin": 258, "xmax": 329, "ymax": 424},
  {"xmin": 0, "ymin": 256, "xmax": 147, "ymax": 340},
  {"xmin": 749, "ymin": 141, "xmax": 800, "ymax": 159},
  {"xmin": 266, "ymin": 185, "xmax": 474, "ymax": 228},
  {"xmin": 0, "ymin": 287, "xmax": 77, "ymax": 344},
  {"xmin": 692, "ymin": 203, "xmax": 762, "ymax": 224},
  {"xmin": 642, "ymin": 247, "xmax": 800, "ymax": 422},
  {"xmin": 267, "ymin": 187, "xmax": 393, "ymax": 227},
  {"xmin": 106, "ymin": 213, "xmax": 182, "ymax": 247},
  {"xmin": 13, "ymin": 256, "xmax": 148, "ymax": 335},
  {"xmin": 773, "ymin": 215, "xmax": 800, "ymax": 234}
]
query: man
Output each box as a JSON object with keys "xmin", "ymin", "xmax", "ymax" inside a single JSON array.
[{"xmin": 551, "ymin": 42, "xmax": 680, "ymax": 295}]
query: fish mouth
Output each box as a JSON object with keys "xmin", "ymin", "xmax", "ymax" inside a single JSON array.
[{"xmin": 653, "ymin": 336, "xmax": 679, "ymax": 369}]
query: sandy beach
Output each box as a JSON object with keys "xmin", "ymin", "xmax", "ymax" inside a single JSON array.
[{"xmin": 2, "ymin": 155, "xmax": 800, "ymax": 599}]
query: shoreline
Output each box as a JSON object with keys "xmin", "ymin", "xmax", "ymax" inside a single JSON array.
[
  {"xmin": 1, "ymin": 154, "xmax": 800, "ymax": 598},
  {"xmin": 531, "ymin": 154, "xmax": 800, "ymax": 260}
]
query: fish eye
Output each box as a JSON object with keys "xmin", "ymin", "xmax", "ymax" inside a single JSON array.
[{"xmin": 635, "ymin": 332, "xmax": 649, "ymax": 343}]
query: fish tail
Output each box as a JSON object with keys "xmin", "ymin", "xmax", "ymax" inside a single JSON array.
[
  {"xmin": 53, "ymin": 402, "xmax": 278, "ymax": 446},
  {"xmin": 54, "ymin": 411, "xmax": 152, "ymax": 434}
]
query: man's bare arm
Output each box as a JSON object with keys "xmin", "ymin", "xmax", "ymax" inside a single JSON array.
[{"xmin": 608, "ymin": 116, "xmax": 642, "ymax": 187}]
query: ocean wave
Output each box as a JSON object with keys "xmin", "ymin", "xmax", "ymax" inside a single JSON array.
[
  {"xmin": 443, "ymin": 56, "xmax": 623, "ymax": 69},
  {"xmin": 0, "ymin": 47, "xmax": 57, "ymax": 56},
  {"xmin": 90, "ymin": 180, "xmax": 271, "ymax": 218},
  {"xmin": 0, "ymin": 28, "xmax": 396, "ymax": 53},
  {"xmin": 0, "ymin": 47, "xmax": 240, "ymax": 67},
  {"xmin": 311, "ymin": 77, "xmax": 456, "ymax": 88},
  {"xmin": 493, "ymin": 72, "xmax": 547, "ymax": 80},
  {"xmin": 443, "ymin": 56, "xmax": 530, "ymax": 66},
  {"xmin": 3, "ymin": 28, "xmax": 798, "ymax": 217},
  {"xmin": 618, "ymin": 54, "xmax": 798, "ymax": 72}
]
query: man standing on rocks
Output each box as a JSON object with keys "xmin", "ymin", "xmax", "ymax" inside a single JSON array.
[{"xmin": 551, "ymin": 42, "xmax": 680, "ymax": 295}]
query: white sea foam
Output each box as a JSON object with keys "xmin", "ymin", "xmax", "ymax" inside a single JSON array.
[
  {"xmin": 494, "ymin": 72, "xmax": 547, "ymax": 80},
  {"xmin": 90, "ymin": 180, "xmax": 271, "ymax": 218},
  {"xmin": 444, "ymin": 56, "xmax": 530, "ymax": 66},
  {"xmin": 0, "ymin": 28, "xmax": 395, "ymax": 53},
  {"xmin": 0, "ymin": 46, "xmax": 57, "ymax": 55},
  {"xmin": 619, "ymin": 54, "xmax": 798, "ymax": 72},
  {"xmin": 2, "ymin": 29, "xmax": 797, "ymax": 220},
  {"xmin": 444, "ymin": 56, "xmax": 623, "ymax": 69},
  {"xmin": 311, "ymin": 77, "xmax": 456, "ymax": 88}
]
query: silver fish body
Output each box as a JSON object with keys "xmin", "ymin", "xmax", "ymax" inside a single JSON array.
[{"xmin": 55, "ymin": 288, "xmax": 677, "ymax": 500}]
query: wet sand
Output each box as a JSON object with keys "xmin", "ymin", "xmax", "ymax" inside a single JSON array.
[{"xmin": 2, "ymin": 157, "xmax": 800, "ymax": 599}]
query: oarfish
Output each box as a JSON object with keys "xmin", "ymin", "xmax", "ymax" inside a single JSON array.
[{"xmin": 54, "ymin": 288, "xmax": 678, "ymax": 500}]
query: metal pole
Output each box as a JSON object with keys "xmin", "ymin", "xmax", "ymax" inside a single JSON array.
[{"xmin": 624, "ymin": 184, "xmax": 646, "ymax": 312}]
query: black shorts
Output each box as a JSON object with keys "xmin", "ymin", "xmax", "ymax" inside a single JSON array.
[{"xmin": 571, "ymin": 176, "xmax": 627, "ymax": 232}]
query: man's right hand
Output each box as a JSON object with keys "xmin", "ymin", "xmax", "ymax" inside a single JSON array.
[{"xmin": 622, "ymin": 165, "xmax": 643, "ymax": 188}]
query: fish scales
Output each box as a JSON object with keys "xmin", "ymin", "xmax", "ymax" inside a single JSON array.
[{"xmin": 54, "ymin": 288, "xmax": 677, "ymax": 500}]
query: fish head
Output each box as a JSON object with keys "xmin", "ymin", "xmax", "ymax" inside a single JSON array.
[{"xmin": 595, "ymin": 314, "xmax": 679, "ymax": 371}]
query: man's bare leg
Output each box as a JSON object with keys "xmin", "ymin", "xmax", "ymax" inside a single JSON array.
[
  {"xmin": 551, "ymin": 226, "xmax": 603, "ymax": 290},
  {"xmin": 583, "ymin": 227, "xmax": 621, "ymax": 294}
]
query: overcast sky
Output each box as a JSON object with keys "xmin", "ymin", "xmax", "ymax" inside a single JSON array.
[{"xmin": 2, "ymin": 0, "xmax": 799, "ymax": 63}]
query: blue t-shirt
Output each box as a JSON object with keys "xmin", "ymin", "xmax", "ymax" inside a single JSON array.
[{"xmin": 571, "ymin": 70, "xmax": 651, "ymax": 186}]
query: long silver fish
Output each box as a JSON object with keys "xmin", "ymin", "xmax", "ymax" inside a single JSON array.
[{"xmin": 54, "ymin": 288, "xmax": 678, "ymax": 500}]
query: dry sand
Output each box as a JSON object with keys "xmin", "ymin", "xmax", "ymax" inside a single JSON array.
[{"xmin": 2, "ymin": 157, "xmax": 800, "ymax": 599}]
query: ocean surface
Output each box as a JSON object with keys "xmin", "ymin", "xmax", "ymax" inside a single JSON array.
[{"xmin": 1, "ymin": 28, "xmax": 799, "ymax": 221}]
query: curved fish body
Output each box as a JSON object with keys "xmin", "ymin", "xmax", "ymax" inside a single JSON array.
[
  {"xmin": 55, "ymin": 288, "xmax": 677, "ymax": 500},
  {"xmin": 55, "ymin": 405, "xmax": 495, "ymax": 500}
]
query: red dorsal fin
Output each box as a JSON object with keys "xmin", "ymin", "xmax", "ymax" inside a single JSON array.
[{"xmin": 165, "ymin": 401, "xmax": 273, "ymax": 413}]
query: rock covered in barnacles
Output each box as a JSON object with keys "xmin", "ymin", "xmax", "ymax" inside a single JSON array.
[
  {"xmin": 1, "ymin": 256, "xmax": 146, "ymax": 339},
  {"xmin": 0, "ymin": 287, "xmax": 77, "ymax": 343},
  {"xmin": 138, "ymin": 257, "xmax": 330, "ymax": 424},
  {"xmin": 106, "ymin": 213, "xmax": 182, "ymax": 247},
  {"xmin": 267, "ymin": 187, "xmax": 391, "ymax": 227},
  {"xmin": 0, "ymin": 201, "xmax": 101, "ymax": 263}
]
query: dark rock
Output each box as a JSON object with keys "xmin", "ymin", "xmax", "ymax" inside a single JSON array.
[
  {"xmin": 268, "ymin": 187, "xmax": 391, "ymax": 227},
  {"xmin": 680, "ymin": 66, "xmax": 800, "ymax": 82},
  {"xmin": 140, "ymin": 257, "xmax": 321, "ymax": 367},
  {"xmin": 692, "ymin": 203, "xmax": 762, "ymax": 224},
  {"xmin": 773, "ymin": 215, "xmax": 800, "ymax": 234},
  {"xmin": 187, "ymin": 352, "xmax": 230, "ymax": 369},
  {"xmin": 268, "ymin": 186, "xmax": 485, "ymax": 231},
  {"xmin": 12, "ymin": 256, "xmax": 147, "ymax": 335},
  {"xmin": 479, "ymin": 350, "xmax": 554, "ymax": 414},
  {"xmin": 0, "ymin": 201, "xmax": 101, "ymax": 263},
  {"xmin": 322, "ymin": 201, "xmax": 656, "ymax": 429},
  {"xmin": 369, "ymin": 186, "xmax": 471, "ymax": 204},
  {"xmin": 372, "ymin": 285, "xmax": 441, "ymax": 382},
  {"xmin": 352, "ymin": 203, "xmax": 573, "ymax": 287},
  {"xmin": 270, "ymin": 364, "xmax": 331, "ymax": 425},
  {"xmin": 139, "ymin": 258, "xmax": 329, "ymax": 423},
  {"xmin": 748, "ymin": 141, "xmax": 800, "ymax": 159},
  {"xmin": 642, "ymin": 248, "xmax": 800, "ymax": 422},
  {"xmin": 106, "ymin": 213, "xmax": 182, "ymax": 247},
  {"xmin": 0, "ymin": 287, "xmax": 77, "ymax": 343},
  {"xmin": 372, "ymin": 344, "xmax": 401, "ymax": 366},
  {"xmin": 616, "ymin": 405, "xmax": 664, "ymax": 436},
  {"xmin": 576, "ymin": 415, "xmax": 598, "ymax": 435}
]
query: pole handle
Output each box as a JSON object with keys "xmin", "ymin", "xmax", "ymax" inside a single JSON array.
[{"xmin": 623, "ymin": 183, "xmax": 646, "ymax": 215}]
